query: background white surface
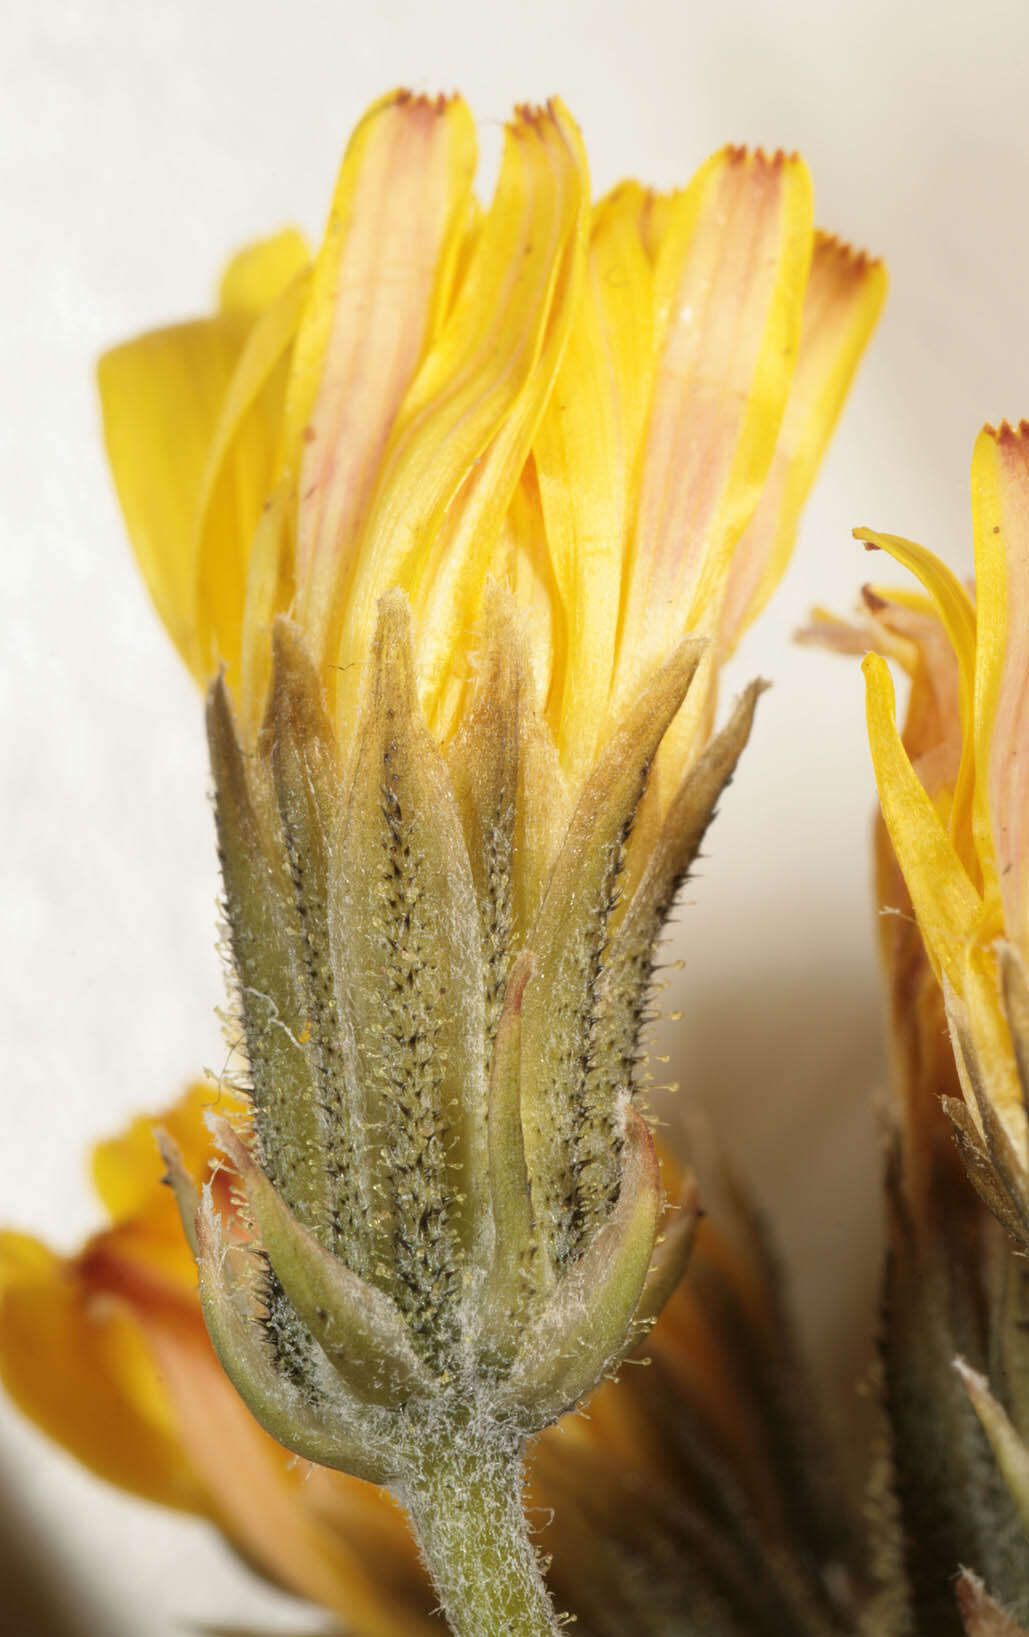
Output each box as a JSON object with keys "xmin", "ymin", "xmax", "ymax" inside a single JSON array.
[{"xmin": 4, "ymin": 0, "xmax": 1029, "ymax": 1630}]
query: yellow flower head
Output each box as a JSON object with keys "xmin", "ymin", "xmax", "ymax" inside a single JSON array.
[
  {"xmin": 90, "ymin": 90, "xmax": 883, "ymax": 1632},
  {"xmin": 805, "ymin": 508, "xmax": 1029, "ymax": 1633},
  {"xmin": 99, "ymin": 90, "xmax": 883, "ymax": 786},
  {"xmin": 851, "ymin": 421, "xmax": 1029, "ymax": 1241}
]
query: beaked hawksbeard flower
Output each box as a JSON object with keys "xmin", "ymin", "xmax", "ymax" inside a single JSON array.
[
  {"xmin": 3, "ymin": 90, "xmax": 882, "ymax": 1636},
  {"xmin": 851, "ymin": 424, "xmax": 1029, "ymax": 1248},
  {"xmin": 808, "ymin": 588, "xmax": 1029, "ymax": 1635}
]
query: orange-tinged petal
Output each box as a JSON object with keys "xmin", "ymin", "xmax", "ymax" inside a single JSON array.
[
  {"xmin": 290, "ymin": 91, "xmax": 478, "ymax": 670},
  {"xmin": 720, "ymin": 234, "xmax": 886, "ymax": 651},
  {"xmin": 0, "ymin": 1231, "xmax": 208, "ymax": 1512},
  {"xmin": 863, "ymin": 652, "xmax": 981, "ymax": 991},
  {"xmin": 613, "ymin": 146, "xmax": 814, "ymax": 708},
  {"xmin": 335, "ymin": 99, "xmax": 589, "ymax": 735},
  {"xmin": 972, "ymin": 420, "xmax": 1029, "ymax": 954}
]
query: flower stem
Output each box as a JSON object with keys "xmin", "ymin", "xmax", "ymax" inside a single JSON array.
[{"xmin": 397, "ymin": 1429, "xmax": 560, "ymax": 1637}]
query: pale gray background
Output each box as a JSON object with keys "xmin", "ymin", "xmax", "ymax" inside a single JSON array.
[{"xmin": 4, "ymin": 0, "xmax": 1029, "ymax": 1630}]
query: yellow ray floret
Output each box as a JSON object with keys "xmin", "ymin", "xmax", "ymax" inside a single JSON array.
[
  {"xmin": 972, "ymin": 421, "xmax": 1029, "ymax": 953},
  {"xmin": 99, "ymin": 230, "xmax": 309, "ymax": 686},
  {"xmin": 720, "ymin": 236, "xmax": 887, "ymax": 652},
  {"xmin": 98, "ymin": 90, "xmax": 882, "ymax": 790},
  {"xmin": 857, "ymin": 421, "xmax": 1029, "ymax": 1168}
]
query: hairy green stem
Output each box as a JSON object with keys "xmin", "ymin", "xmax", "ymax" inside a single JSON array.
[{"xmin": 397, "ymin": 1430, "xmax": 560, "ymax": 1637}]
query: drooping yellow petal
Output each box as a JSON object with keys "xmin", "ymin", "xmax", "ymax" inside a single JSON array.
[
  {"xmin": 533, "ymin": 181, "xmax": 656, "ymax": 775},
  {"xmin": 862, "ymin": 652, "xmax": 981, "ymax": 991},
  {"xmin": 99, "ymin": 316, "xmax": 247, "ymax": 678},
  {"xmin": 335, "ymin": 99, "xmax": 589, "ymax": 735},
  {"xmin": 192, "ymin": 268, "xmax": 311, "ymax": 686},
  {"xmin": 218, "ymin": 228, "xmax": 310, "ymax": 319},
  {"xmin": 972, "ymin": 420, "xmax": 1029, "ymax": 955},
  {"xmin": 0, "ymin": 1231, "xmax": 209, "ymax": 1512},
  {"xmin": 290, "ymin": 91, "xmax": 478, "ymax": 672},
  {"xmin": 856, "ymin": 526, "xmax": 978, "ymax": 876},
  {"xmin": 720, "ymin": 234, "xmax": 886, "ymax": 651},
  {"xmin": 613, "ymin": 145, "xmax": 814, "ymax": 709},
  {"xmin": 99, "ymin": 230, "xmax": 311, "ymax": 686}
]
